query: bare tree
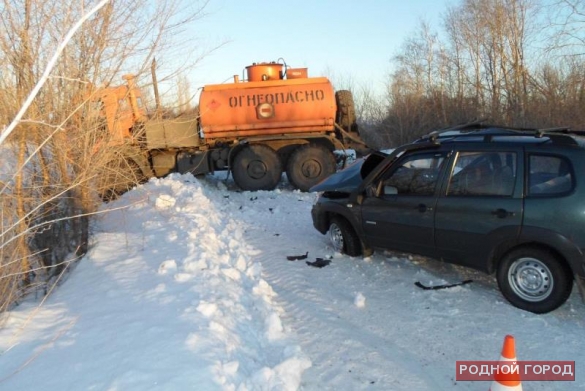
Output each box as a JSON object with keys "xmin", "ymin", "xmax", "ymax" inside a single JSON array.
[
  {"xmin": 0, "ymin": 0, "xmax": 214, "ymax": 312},
  {"xmin": 548, "ymin": 0, "xmax": 585, "ymax": 56},
  {"xmin": 372, "ymin": 0, "xmax": 585, "ymax": 148}
]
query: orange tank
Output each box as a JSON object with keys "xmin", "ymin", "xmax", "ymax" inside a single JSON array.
[
  {"xmin": 246, "ymin": 62, "xmax": 283, "ymax": 81},
  {"xmin": 199, "ymin": 76, "xmax": 336, "ymax": 140}
]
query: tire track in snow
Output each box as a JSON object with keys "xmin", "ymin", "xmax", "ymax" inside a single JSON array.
[
  {"xmin": 210, "ymin": 186, "xmax": 447, "ymax": 390},
  {"xmin": 201, "ymin": 174, "xmax": 585, "ymax": 391}
]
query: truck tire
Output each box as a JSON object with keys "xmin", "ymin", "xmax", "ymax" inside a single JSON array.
[
  {"xmin": 286, "ymin": 144, "xmax": 336, "ymax": 191},
  {"xmin": 97, "ymin": 155, "xmax": 145, "ymax": 201},
  {"xmin": 496, "ymin": 247, "xmax": 573, "ymax": 313},
  {"xmin": 335, "ymin": 90, "xmax": 357, "ymax": 132},
  {"xmin": 232, "ymin": 144, "xmax": 282, "ymax": 191}
]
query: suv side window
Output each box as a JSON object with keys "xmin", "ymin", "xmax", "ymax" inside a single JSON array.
[
  {"xmin": 447, "ymin": 151, "xmax": 517, "ymax": 196},
  {"xmin": 528, "ymin": 155, "xmax": 573, "ymax": 196},
  {"xmin": 382, "ymin": 152, "xmax": 446, "ymax": 196}
]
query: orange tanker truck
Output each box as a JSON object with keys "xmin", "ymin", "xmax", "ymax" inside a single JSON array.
[{"xmin": 90, "ymin": 60, "xmax": 368, "ymax": 196}]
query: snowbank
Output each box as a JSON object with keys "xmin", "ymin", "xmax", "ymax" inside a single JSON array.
[{"xmin": 0, "ymin": 174, "xmax": 310, "ymax": 390}]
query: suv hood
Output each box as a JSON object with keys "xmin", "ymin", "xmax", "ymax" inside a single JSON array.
[{"xmin": 310, "ymin": 151, "xmax": 388, "ymax": 193}]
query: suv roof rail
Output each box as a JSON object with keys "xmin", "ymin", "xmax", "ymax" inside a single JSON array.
[
  {"xmin": 420, "ymin": 123, "xmax": 582, "ymax": 146},
  {"xmin": 426, "ymin": 120, "xmax": 488, "ymax": 142},
  {"xmin": 540, "ymin": 127, "xmax": 585, "ymax": 136}
]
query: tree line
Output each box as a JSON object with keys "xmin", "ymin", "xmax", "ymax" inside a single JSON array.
[{"xmin": 359, "ymin": 0, "xmax": 585, "ymax": 148}]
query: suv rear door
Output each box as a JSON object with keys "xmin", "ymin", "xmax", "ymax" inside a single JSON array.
[{"xmin": 434, "ymin": 146, "xmax": 523, "ymax": 270}]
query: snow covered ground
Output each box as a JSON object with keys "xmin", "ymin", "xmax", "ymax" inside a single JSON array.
[{"xmin": 0, "ymin": 173, "xmax": 584, "ymax": 390}]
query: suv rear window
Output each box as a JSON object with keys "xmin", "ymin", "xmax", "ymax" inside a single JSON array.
[
  {"xmin": 528, "ymin": 155, "xmax": 573, "ymax": 196},
  {"xmin": 447, "ymin": 151, "xmax": 517, "ymax": 196}
]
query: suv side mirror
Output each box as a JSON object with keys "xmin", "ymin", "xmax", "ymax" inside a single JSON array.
[
  {"xmin": 383, "ymin": 185, "xmax": 398, "ymax": 195},
  {"xmin": 370, "ymin": 182, "xmax": 398, "ymax": 197}
]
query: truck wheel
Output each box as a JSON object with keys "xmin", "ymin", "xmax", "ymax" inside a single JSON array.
[
  {"xmin": 286, "ymin": 144, "xmax": 336, "ymax": 191},
  {"xmin": 232, "ymin": 144, "xmax": 282, "ymax": 191},
  {"xmin": 496, "ymin": 247, "xmax": 573, "ymax": 313},
  {"xmin": 98, "ymin": 157, "xmax": 145, "ymax": 201},
  {"xmin": 335, "ymin": 90, "xmax": 357, "ymax": 132},
  {"xmin": 329, "ymin": 216, "xmax": 362, "ymax": 256}
]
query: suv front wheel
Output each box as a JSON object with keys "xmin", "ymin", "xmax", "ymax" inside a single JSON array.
[
  {"xmin": 329, "ymin": 216, "xmax": 362, "ymax": 256},
  {"xmin": 497, "ymin": 247, "xmax": 573, "ymax": 313}
]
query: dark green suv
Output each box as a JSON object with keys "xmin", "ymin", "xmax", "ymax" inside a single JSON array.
[{"xmin": 311, "ymin": 123, "xmax": 585, "ymax": 313}]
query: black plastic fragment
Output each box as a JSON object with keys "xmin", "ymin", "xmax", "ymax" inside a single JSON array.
[
  {"xmin": 306, "ymin": 258, "xmax": 331, "ymax": 268},
  {"xmin": 287, "ymin": 251, "xmax": 308, "ymax": 261},
  {"xmin": 414, "ymin": 279, "xmax": 473, "ymax": 290}
]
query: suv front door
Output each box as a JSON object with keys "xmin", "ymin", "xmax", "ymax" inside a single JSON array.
[
  {"xmin": 360, "ymin": 151, "xmax": 448, "ymax": 256},
  {"xmin": 434, "ymin": 148, "xmax": 523, "ymax": 269}
]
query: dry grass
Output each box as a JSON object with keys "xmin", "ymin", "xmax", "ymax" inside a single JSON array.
[
  {"xmin": 0, "ymin": 115, "xmax": 153, "ymax": 313},
  {"xmin": 0, "ymin": 0, "xmax": 215, "ymax": 321},
  {"xmin": 0, "ymin": 190, "xmax": 22, "ymax": 313}
]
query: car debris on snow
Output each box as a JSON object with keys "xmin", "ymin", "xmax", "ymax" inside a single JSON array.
[
  {"xmin": 287, "ymin": 252, "xmax": 309, "ymax": 261},
  {"xmin": 414, "ymin": 280, "xmax": 473, "ymax": 290},
  {"xmin": 306, "ymin": 258, "xmax": 331, "ymax": 268}
]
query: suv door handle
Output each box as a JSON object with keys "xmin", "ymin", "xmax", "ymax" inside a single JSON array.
[
  {"xmin": 416, "ymin": 204, "xmax": 432, "ymax": 213},
  {"xmin": 491, "ymin": 208, "xmax": 516, "ymax": 218}
]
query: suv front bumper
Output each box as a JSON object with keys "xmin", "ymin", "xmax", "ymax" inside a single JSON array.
[{"xmin": 311, "ymin": 202, "xmax": 328, "ymax": 234}]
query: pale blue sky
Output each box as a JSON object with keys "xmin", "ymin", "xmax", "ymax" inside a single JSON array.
[{"xmin": 191, "ymin": 0, "xmax": 451, "ymax": 96}]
